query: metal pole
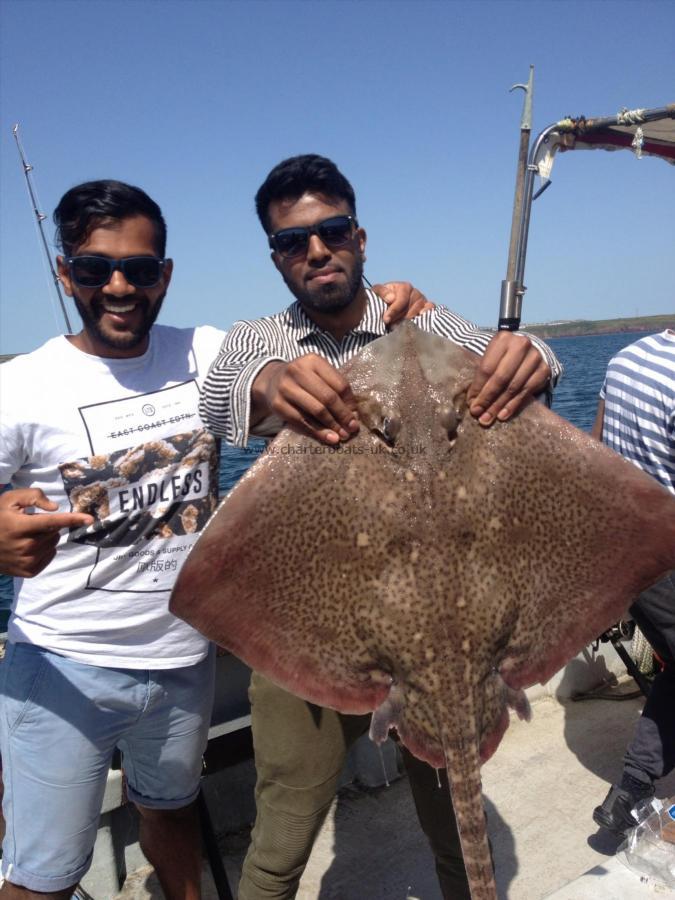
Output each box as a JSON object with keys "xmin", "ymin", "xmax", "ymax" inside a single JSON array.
[
  {"xmin": 498, "ymin": 66, "xmax": 534, "ymax": 332},
  {"xmin": 502, "ymin": 103, "xmax": 675, "ymax": 331},
  {"xmin": 513, "ymin": 123, "xmax": 561, "ymax": 293},
  {"xmin": 12, "ymin": 124, "xmax": 73, "ymax": 333}
]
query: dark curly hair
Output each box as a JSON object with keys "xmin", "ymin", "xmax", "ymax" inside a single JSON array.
[
  {"xmin": 255, "ymin": 154, "xmax": 356, "ymax": 234},
  {"xmin": 54, "ymin": 180, "xmax": 167, "ymax": 257}
]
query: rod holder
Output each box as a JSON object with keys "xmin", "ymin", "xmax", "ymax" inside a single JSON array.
[{"xmin": 498, "ymin": 280, "xmax": 524, "ymax": 331}]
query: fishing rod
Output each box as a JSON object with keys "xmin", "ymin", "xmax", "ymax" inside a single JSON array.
[
  {"xmin": 12, "ymin": 123, "xmax": 73, "ymax": 333},
  {"xmin": 498, "ymin": 65, "xmax": 534, "ymax": 332}
]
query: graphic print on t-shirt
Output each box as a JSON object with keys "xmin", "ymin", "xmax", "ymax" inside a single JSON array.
[{"xmin": 58, "ymin": 380, "xmax": 218, "ymax": 593}]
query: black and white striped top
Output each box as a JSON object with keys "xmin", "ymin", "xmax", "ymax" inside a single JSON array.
[
  {"xmin": 200, "ymin": 289, "xmax": 562, "ymax": 447},
  {"xmin": 600, "ymin": 331, "xmax": 675, "ymax": 492}
]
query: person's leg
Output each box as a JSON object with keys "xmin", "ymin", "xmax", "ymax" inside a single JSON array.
[
  {"xmin": 0, "ymin": 882, "xmax": 73, "ymax": 900},
  {"xmin": 0, "ymin": 643, "xmax": 125, "ymax": 895},
  {"xmin": 119, "ymin": 649, "xmax": 216, "ymax": 900},
  {"xmin": 628, "ymin": 572, "xmax": 675, "ymax": 668},
  {"xmin": 238, "ymin": 673, "xmax": 369, "ymax": 900},
  {"xmin": 624, "ymin": 572, "xmax": 675, "ymax": 784},
  {"xmin": 401, "ymin": 747, "xmax": 471, "ymax": 900},
  {"xmin": 135, "ymin": 802, "xmax": 202, "ymax": 900},
  {"xmin": 622, "ymin": 668, "xmax": 675, "ymax": 786},
  {"xmin": 594, "ymin": 572, "xmax": 675, "ymax": 834}
]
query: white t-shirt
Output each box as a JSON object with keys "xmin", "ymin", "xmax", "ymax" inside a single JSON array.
[{"xmin": 0, "ymin": 324, "xmax": 226, "ymax": 668}]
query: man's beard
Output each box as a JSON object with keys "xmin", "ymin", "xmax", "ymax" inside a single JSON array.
[
  {"xmin": 282, "ymin": 255, "xmax": 363, "ymax": 314},
  {"xmin": 73, "ymin": 292, "xmax": 165, "ymax": 352}
]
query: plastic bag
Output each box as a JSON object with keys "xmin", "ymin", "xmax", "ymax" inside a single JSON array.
[{"xmin": 618, "ymin": 796, "xmax": 675, "ymax": 889}]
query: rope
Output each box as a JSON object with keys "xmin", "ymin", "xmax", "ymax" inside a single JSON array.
[
  {"xmin": 617, "ymin": 107, "xmax": 647, "ymax": 125},
  {"xmin": 631, "ymin": 625, "xmax": 657, "ymax": 676}
]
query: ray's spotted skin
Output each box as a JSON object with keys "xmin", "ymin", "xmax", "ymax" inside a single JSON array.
[{"xmin": 171, "ymin": 323, "xmax": 675, "ymax": 900}]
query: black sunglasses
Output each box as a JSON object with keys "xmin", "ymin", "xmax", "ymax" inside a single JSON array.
[
  {"xmin": 268, "ymin": 215, "xmax": 358, "ymax": 259},
  {"xmin": 65, "ymin": 256, "xmax": 167, "ymax": 289}
]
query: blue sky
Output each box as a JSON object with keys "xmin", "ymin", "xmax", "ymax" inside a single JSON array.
[{"xmin": 1, "ymin": 0, "xmax": 673, "ymax": 355}]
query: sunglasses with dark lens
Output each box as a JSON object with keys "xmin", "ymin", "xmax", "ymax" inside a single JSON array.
[
  {"xmin": 66, "ymin": 256, "xmax": 166, "ymax": 289},
  {"xmin": 268, "ymin": 215, "xmax": 358, "ymax": 259}
]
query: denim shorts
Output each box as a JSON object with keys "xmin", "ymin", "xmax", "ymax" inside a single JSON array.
[{"xmin": 0, "ymin": 641, "xmax": 215, "ymax": 892}]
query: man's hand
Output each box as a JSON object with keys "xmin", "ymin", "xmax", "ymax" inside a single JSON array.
[
  {"xmin": 252, "ymin": 355, "xmax": 359, "ymax": 445},
  {"xmin": 371, "ymin": 282, "xmax": 435, "ymax": 325},
  {"xmin": 467, "ymin": 331, "xmax": 551, "ymax": 426},
  {"xmin": 0, "ymin": 488, "xmax": 94, "ymax": 578}
]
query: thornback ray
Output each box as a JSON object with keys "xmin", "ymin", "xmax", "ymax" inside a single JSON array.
[{"xmin": 171, "ymin": 323, "xmax": 675, "ymax": 900}]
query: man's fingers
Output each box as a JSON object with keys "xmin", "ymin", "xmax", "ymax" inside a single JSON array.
[
  {"xmin": 2, "ymin": 541, "xmax": 59, "ymax": 578},
  {"xmin": 470, "ymin": 359, "xmax": 531, "ymax": 416},
  {"xmin": 273, "ymin": 398, "xmax": 344, "ymax": 445},
  {"xmin": 480, "ymin": 387, "xmax": 536, "ymax": 426},
  {"xmin": 370, "ymin": 282, "xmax": 397, "ymax": 306},
  {"xmin": 27, "ymin": 494, "xmax": 60, "ymax": 513},
  {"xmin": 34, "ymin": 512, "xmax": 95, "ymax": 533},
  {"xmin": 467, "ymin": 335, "xmax": 527, "ymax": 402},
  {"xmin": 493, "ymin": 359, "xmax": 550, "ymax": 420},
  {"xmin": 298, "ymin": 356, "xmax": 357, "ymax": 405},
  {"xmin": 495, "ymin": 390, "xmax": 537, "ymax": 422},
  {"xmin": 467, "ymin": 332, "xmax": 551, "ymax": 426},
  {"xmin": 273, "ymin": 393, "xmax": 346, "ymax": 443},
  {"xmin": 276, "ymin": 357, "xmax": 359, "ymax": 436},
  {"xmin": 373, "ymin": 282, "xmax": 433, "ymax": 324},
  {"xmin": 275, "ymin": 380, "xmax": 353, "ymax": 435},
  {"xmin": 0, "ymin": 487, "xmax": 58, "ymax": 513},
  {"xmin": 0, "ymin": 491, "xmax": 92, "ymax": 578},
  {"xmin": 407, "ymin": 296, "xmax": 435, "ymax": 319},
  {"xmin": 469, "ymin": 337, "xmax": 538, "ymax": 410},
  {"xmin": 34, "ymin": 533, "xmax": 60, "ymax": 559},
  {"xmin": 295, "ymin": 367, "xmax": 357, "ymax": 426},
  {"xmin": 6, "ymin": 510, "xmax": 95, "ymax": 536},
  {"xmin": 398, "ymin": 288, "xmax": 432, "ymax": 321},
  {"xmin": 381, "ymin": 284, "xmax": 414, "ymax": 324}
]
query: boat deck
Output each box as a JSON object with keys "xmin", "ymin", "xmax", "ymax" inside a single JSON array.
[{"xmin": 116, "ymin": 681, "xmax": 675, "ymax": 899}]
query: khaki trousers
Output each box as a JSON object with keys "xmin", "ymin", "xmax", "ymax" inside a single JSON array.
[{"xmin": 237, "ymin": 672, "xmax": 470, "ymax": 900}]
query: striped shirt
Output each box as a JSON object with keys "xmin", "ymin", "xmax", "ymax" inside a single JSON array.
[
  {"xmin": 600, "ymin": 330, "xmax": 675, "ymax": 493},
  {"xmin": 200, "ymin": 289, "xmax": 563, "ymax": 447}
]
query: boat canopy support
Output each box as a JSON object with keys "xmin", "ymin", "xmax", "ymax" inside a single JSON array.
[{"xmin": 498, "ymin": 101, "xmax": 675, "ymax": 331}]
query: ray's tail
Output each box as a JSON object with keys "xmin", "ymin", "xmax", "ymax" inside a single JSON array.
[{"xmin": 440, "ymin": 713, "xmax": 498, "ymax": 900}]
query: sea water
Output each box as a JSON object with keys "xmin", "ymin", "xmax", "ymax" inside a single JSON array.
[{"xmin": 0, "ymin": 330, "xmax": 653, "ymax": 624}]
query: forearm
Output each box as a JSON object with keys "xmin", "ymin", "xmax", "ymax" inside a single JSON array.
[
  {"xmin": 250, "ymin": 361, "xmax": 288, "ymax": 425},
  {"xmin": 200, "ymin": 354, "xmax": 284, "ymax": 447},
  {"xmin": 591, "ymin": 398, "xmax": 605, "ymax": 440},
  {"xmin": 429, "ymin": 306, "xmax": 563, "ymax": 391},
  {"xmin": 519, "ymin": 330, "xmax": 563, "ymax": 388}
]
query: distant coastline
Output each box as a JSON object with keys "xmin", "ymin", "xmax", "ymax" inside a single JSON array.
[
  {"xmin": 1, "ymin": 314, "xmax": 673, "ymax": 362},
  {"xmin": 521, "ymin": 314, "xmax": 673, "ymax": 340}
]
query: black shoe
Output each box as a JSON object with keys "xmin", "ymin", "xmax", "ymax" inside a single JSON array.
[{"xmin": 592, "ymin": 782, "xmax": 655, "ymax": 836}]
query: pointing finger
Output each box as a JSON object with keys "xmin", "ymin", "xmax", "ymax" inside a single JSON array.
[{"xmin": 22, "ymin": 511, "xmax": 95, "ymax": 534}]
